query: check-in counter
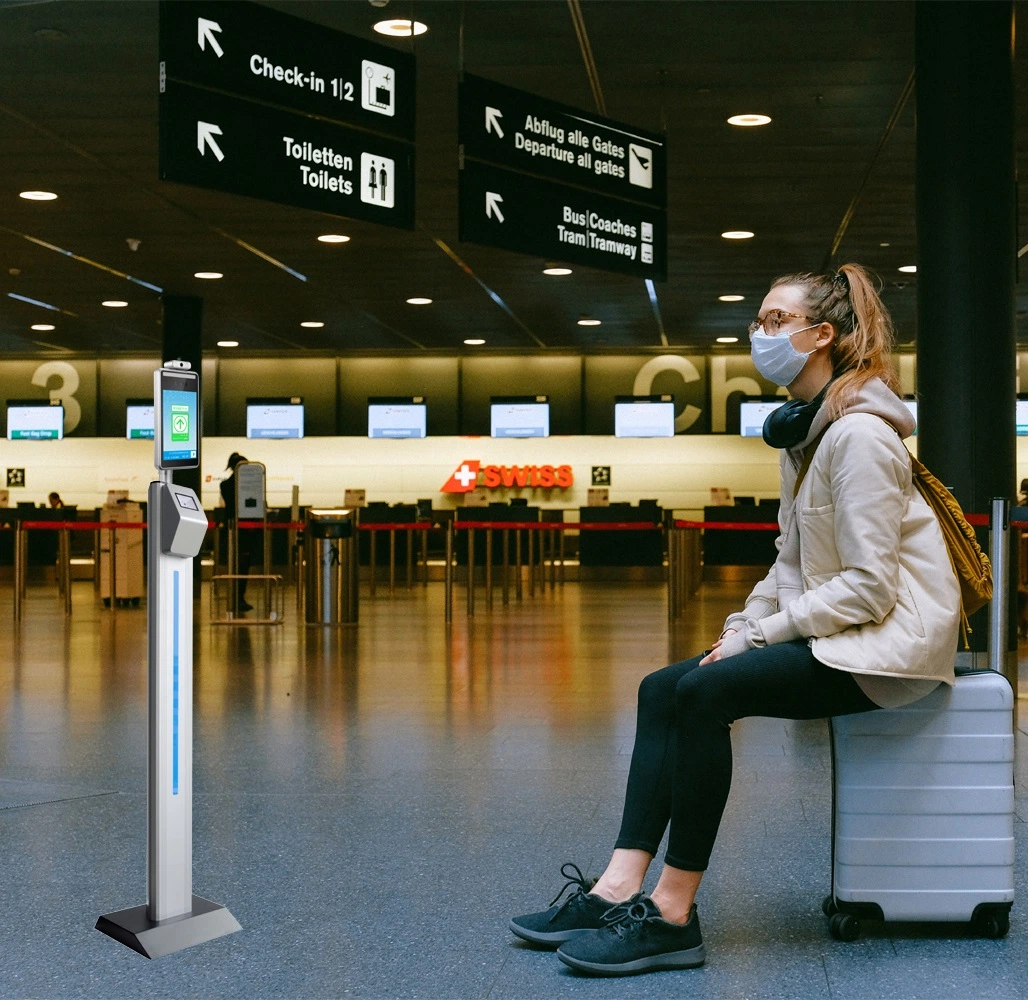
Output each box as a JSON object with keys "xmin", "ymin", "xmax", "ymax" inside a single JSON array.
[
  {"xmin": 702, "ymin": 501, "xmax": 780, "ymax": 580},
  {"xmin": 456, "ymin": 503, "xmax": 538, "ymax": 565},
  {"xmin": 358, "ymin": 502, "xmax": 418, "ymax": 567},
  {"xmin": 578, "ymin": 502, "xmax": 663, "ymax": 568}
]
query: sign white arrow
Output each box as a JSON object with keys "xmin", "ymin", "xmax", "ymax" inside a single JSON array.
[
  {"xmin": 197, "ymin": 17, "xmax": 224, "ymax": 58},
  {"xmin": 485, "ymin": 191, "xmax": 504, "ymax": 223},
  {"xmin": 485, "ymin": 106, "xmax": 504, "ymax": 139},
  {"xmin": 197, "ymin": 121, "xmax": 225, "ymax": 161}
]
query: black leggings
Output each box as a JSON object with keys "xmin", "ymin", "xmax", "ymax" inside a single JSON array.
[{"xmin": 614, "ymin": 640, "xmax": 878, "ymax": 872}]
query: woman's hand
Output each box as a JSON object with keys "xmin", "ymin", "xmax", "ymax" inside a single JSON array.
[{"xmin": 699, "ymin": 629, "xmax": 738, "ymax": 666}]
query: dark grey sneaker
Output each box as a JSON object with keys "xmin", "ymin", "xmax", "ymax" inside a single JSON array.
[
  {"xmin": 556, "ymin": 894, "xmax": 705, "ymax": 976},
  {"xmin": 509, "ymin": 863, "xmax": 615, "ymax": 948}
]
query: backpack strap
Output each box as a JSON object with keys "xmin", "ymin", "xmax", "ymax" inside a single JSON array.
[{"xmin": 792, "ymin": 426, "xmax": 830, "ymax": 499}]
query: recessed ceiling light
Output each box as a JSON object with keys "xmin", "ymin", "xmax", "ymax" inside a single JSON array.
[
  {"xmin": 374, "ymin": 18, "xmax": 428, "ymax": 36},
  {"xmin": 727, "ymin": 114, "xmax": 772, "ymax": 127},
  {"xmin": 577, "ymin": 317, "xmax": 602, "ymax": 327},
  {"xmin": 543, "ymin": 266, "xmax": 573, "ymax": 276},
  {"xmin": 217, "ymin": 340, "xmax": 239, "ymax": 348},
  {"xmin": 317, "ymin": 234, "xmax": 351, "ymax": 243},
  {"xmin": 898, "ymin": 265, "xmax": 917, "ymax": 273},
  {"xmin": 300, "ymin": 321, "xmax": 325, "ymax": 328},
  {"xmin": 879, "ymin": 242, "xmax": 891, "ymax": 247},
  {"xmin": 464, "ymin": 338, "xmax": 486, "ymax": 346},
  {"xmin": 721, "ymin": 231, "xmax": 754, "ymax": 240},
  {"xmin": 716, "ymin": 336, "xmax": 740, "ymax": 344},
  {"xmin": 101, "ymin": 300, "xmax": 128, "ymax": 308},
  {"xmin": 406, "ymin": 297, "xmax": 433, "ymax": 305},
  {"xmin": 718, "ymin": 294, "xmax": 745, "ymax": 302},
  {"xmin": 31, "ymin": 324, "xmax": 56, "ymax": 331},
  {"xmin": 194, "ymin": 271, "xmax": 223, "ymax": 279},
  {"xmin": 19, "ymin": 190, "xmax": 58, "ymax": 201}
]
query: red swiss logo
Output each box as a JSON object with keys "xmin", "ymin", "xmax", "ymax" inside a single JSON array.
[{"xmin": 440, "ymin": 460, "xmax": 573, "ymax": 494}]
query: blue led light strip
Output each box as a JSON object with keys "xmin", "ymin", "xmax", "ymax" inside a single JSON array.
[{"xmin": 172, "ymin": 572, "xmax": 180, "ymax": 796}]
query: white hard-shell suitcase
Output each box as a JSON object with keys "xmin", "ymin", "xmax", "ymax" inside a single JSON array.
[{"xmin": 826, "ymin": 670, "xmax": 1015, "ymax": 939}]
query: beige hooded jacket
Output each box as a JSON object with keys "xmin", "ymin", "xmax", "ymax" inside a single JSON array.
[{"xmin": 718, "ymin": 377, "xmax": 960, "ymax": 707}]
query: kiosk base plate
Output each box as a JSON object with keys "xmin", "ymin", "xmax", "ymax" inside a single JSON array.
[{"xmin": 96, "ymin": 895, "xmax": 241, "ymax": 959}]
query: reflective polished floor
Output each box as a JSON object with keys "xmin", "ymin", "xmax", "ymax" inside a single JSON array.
[{"xmin": 1, "ymin": 577, "xmax": 1027, "ymax": 999}]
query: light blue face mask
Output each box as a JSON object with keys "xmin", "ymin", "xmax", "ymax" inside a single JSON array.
[{"xmin": 749, "ymin": 325, "xmax": 819, "ymax": 386}]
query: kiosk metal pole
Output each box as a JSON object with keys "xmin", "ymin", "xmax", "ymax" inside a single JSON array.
[{"xmin": 97, "ymin": 361, "xmax": 239, "ymax": 958}]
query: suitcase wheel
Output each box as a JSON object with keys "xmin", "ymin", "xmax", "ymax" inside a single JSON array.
[
  {"xmin": 975, "ymin": 912, "xmax": 1010, "ymax": 939},
  {"xmin": 821, "ymin": 895, "xmax": 838, "ymax": 918},
  {"xmin": 829, "ymin": 913, "xmax": 861, "ymax": 941}
]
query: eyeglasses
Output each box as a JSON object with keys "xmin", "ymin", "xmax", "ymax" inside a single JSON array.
[{"xmin": 747, "ymin": 309, "xmax": 818, "ymax": 337}]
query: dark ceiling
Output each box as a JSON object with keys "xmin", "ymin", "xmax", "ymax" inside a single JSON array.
[{"xmin": 0, "ymin": 0, "xmax": 1026, "ymax": 357}]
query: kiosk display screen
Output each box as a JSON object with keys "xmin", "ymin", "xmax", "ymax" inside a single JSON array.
[
  {"xmin": 156, "ymin": 368, "xmax": 199, "ymax": 469},
  {"xmin": 126, "ymin": 399, "xmax": 155, "ymax": 440},
  {"xmin": 614, "ymin": 396, "xmax": 675, "ymax": 438},
  {"xmin": 491, "ymin": 396, "xmax": 549, "ymax": 438},
  {"xmin": 6, "ymin": 400, "xmax": 63, "ymax": 440},
  {"xmin": 739, "ymin": 400, "xmax": 785, "ymax": 438},
  {"xmin": 368, "ymin": 397, "xmax": 426, "ymax": 438},
  {"xmin": 246, "ymin": 397, "xmax": 304, "ymax": 439}
]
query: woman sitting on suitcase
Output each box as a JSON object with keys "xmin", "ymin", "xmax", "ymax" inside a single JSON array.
[{"xmin": 510, "ymin": 263, "xmax": 961, "ymax": 977}]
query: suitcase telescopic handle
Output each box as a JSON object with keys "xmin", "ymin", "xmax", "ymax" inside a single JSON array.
[{"xmin": 989, "ymin": 498, "xmax": 1010, "ymax": 674}]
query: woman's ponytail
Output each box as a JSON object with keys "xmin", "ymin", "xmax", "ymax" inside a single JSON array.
[{"xmin": 771, "ymin": 263, "xmax": 899, "ymax": 418}]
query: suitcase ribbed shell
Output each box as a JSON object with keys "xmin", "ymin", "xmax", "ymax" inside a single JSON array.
[{"xmin": 831, "ymin": 671, "xmax": 1014, "ymax": 922}]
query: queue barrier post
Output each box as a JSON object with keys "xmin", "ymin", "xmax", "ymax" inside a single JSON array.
[
  {"xmin": 60, "ymin": 526, "xmax": 72, "ymax": 616},
  {"xmin": 13, "ymin": 520, "xmax": 24, "ymax": 622},
  {"xmin": 467, "ymin": 526, "xmax": 476, "ymax": 618},
  {"xmin": 444, "ymin": 520, "xmax": 454, "ymax": 625},
  {"xmin": 485, "ymin": 528, "xmax": 494, "ymax": 610},
  {"xmin": 369, "ymin": 527, "xmax": 377, "ymax": 597},
  {"xmin": 501, "ymin": 529, "xmax": 510, "ymax": 606},
  {"xmin": 515, "ymin": 530, "xmax": 523, "ymax": 601},
  {"xmin": 406, "ymin": 530, "xmax": 414, "ymax": 590},
  {"xmin": 389, "ymin": 529, "xmax": 396, "ymax": 595}
]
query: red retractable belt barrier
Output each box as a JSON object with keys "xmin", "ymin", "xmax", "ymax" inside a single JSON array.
[{"xmin": 453, "ymin": 521, "xmax": 661, "ymax": 531}]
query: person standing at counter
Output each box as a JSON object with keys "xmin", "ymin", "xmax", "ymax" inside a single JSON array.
[{"xmin": 510, "ymin": 263, "xmax": 961, "ymax": 977}]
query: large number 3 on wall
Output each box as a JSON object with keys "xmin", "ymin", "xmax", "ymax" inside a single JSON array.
[{"xmin": 31, "ymin": 361, "xmax": 81, "ymax": 434}]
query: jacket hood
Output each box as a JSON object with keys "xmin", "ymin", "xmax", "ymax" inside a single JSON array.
[{"xmin": 796, "ymin": 377, "xmax": 913, "ymax": 451}]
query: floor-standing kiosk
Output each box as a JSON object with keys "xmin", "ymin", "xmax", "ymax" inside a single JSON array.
[{"xmin": 97, "ymin": 362, "xmax": 241, "ymax": 958}]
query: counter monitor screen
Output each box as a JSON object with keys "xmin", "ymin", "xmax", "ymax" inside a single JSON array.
[
  {"xmin": 156, "ymin": 368, "xmax": 199, "ymax": 469},
  {"xmin": 126, "ymin": 398, "xmax": 155, "ymax": 440},
  {"xmin": 1017, "ymin": 399, "xmax": 1028, "ymax": 435},
  {"xmin": 368, "ymin": 396, "xmax": 426, "ymax": 439},
  {"xmin": 491, "ymin": 396, "xmax": 550, "ymax": 438},
  {"xmin": 902, "ymin": 398, "xmax": 918, "ymax": 435},
  {"xmin": 739, "ymin": 399, "xmax": 786, "ymax": 438},
  {"xmin": 6, "ymin": 399, "xmax": 64, "ymax": 440},
  {"xmin": 246, "ymin": 397, "xmax": 304, "ymax": 439},
  {"xmin": 614, "ymin": 395, "xmax": 675, "ymax": 438}
]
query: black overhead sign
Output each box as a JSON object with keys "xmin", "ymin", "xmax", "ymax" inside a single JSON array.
[
  {"xmin": 160, "ymin": 81, "xmax": 413, "ymax": 227},
  {"xmin": 458, "ymin": 74, "xmax": 667, "ymax": 278},
  {"xmin": 459, "ymin": 162, "xmax": 666, "ymax": 281},
  {"xmin": 459, "ymin": 74, "xmax": 665, "ymax": 209},
  {"xmin": 158, "ymin": 0, "xmax": 415, "ymax": 228}
]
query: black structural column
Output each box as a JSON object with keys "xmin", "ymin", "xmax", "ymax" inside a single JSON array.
[
  {"xmin": 915, "ymin": 2, "xmax": 1016, "ymax": 655},
  {"xmin": 161, "ymin": 295, "xmax": 203, "ymax": 495}
]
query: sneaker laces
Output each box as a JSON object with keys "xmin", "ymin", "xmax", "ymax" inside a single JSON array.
[
  {"xmin": 600, "ymin": 893, "xmax": 660, "ymax": 939},
  {"xmin": 546, "ymin": 862, "xmax": 598, "ymax": 922}
]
